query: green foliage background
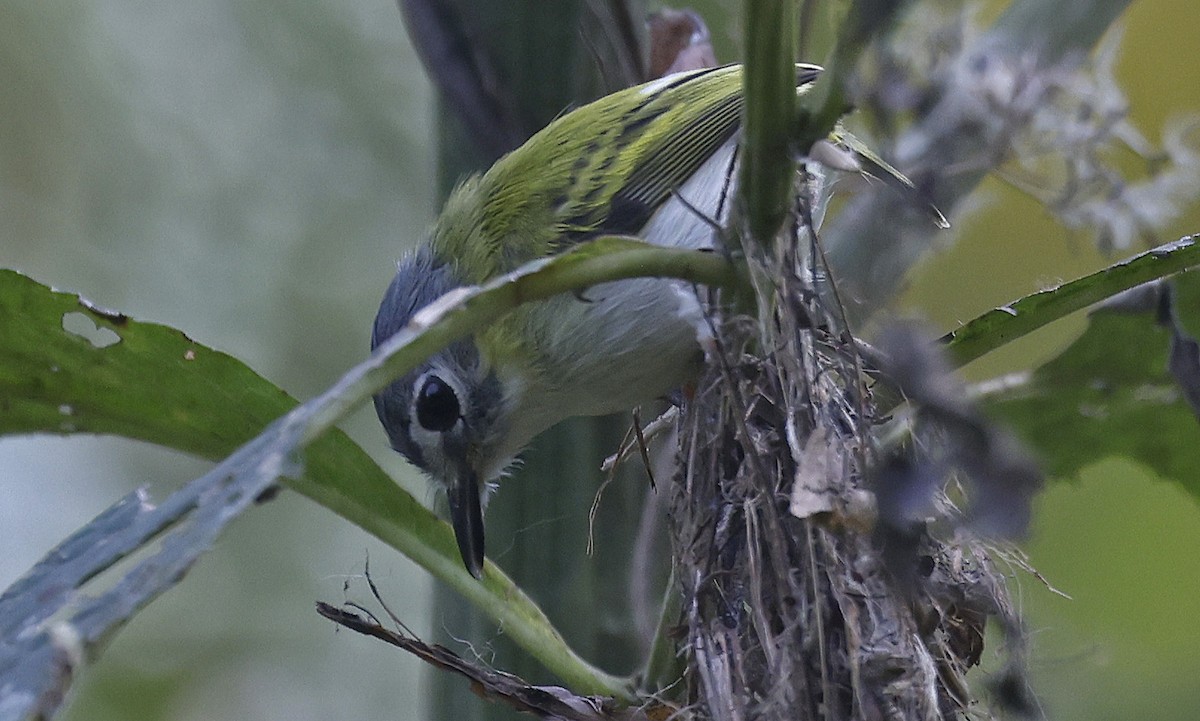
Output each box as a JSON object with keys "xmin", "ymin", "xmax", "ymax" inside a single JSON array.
[{"xmin": 1, "ymin": 1, "xmax": 1198, "ymax": 720}]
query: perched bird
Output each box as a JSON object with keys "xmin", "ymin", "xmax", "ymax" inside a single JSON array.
[{"xmin": 371, "ymin": 63, "xmax": 930, "ymax": 577}]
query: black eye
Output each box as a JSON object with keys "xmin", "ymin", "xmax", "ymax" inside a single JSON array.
[{"xmin": 415, "ymin": 375, "xmax": 461, "ymax": 432}]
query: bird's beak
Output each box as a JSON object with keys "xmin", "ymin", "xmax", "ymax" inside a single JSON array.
[{"xmin": 448, "ymin": 465, "xmax": 485, "ymax": 578}]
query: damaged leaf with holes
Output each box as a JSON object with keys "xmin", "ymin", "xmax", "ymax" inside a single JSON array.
[
  {"xmin": 0, "ymin": 267, "xmax": 466, "ymax": 721},
  {"xmin": 0, "ymin": 268, "xmax": 292, "ymax": 453}
]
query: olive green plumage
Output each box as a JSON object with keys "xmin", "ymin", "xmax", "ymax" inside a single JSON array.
[
  {"xmin": 431, "ymin": 64, "xmax": 823, "ymax": 282},
  {"xmin": 373, "ymin": 62, "xmax": 935, "ymax": 577}
]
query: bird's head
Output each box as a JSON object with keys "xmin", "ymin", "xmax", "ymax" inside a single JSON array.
[{"xmin": 371, "ymin": 248, "xmax": 518, "ymax": 578}]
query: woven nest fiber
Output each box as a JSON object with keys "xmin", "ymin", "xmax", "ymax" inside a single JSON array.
[{"xmin": 667, "ymin": 194, "xmax": 1032, "ymax": 721}]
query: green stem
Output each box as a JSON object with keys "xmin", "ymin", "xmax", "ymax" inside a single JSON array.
[
  {"xmin": 945, "ymin": 235, "xmax": 1200, "ymax": 367},
  {"xmin": 793, "ymin": 0, "xmax": 911, "ymax": 151},
  {"xmin": 283, "ymin": 237, "xmax": 739, "ymax": 697},
  {"xmin": 641, "ymin": 567, "xmax": 684, "ymax": 693},
  {"xmin": 739, "ymin": 0, "xmax": 797, "ymax": 247},
  {"xmin": 298, "ymin": 238, "xmax": 741, "ymax": 448}
]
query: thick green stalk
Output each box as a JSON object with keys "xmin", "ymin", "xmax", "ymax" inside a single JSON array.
[
  {"xmin": 421, "ymin": 3, "xmax": 654, "ymax": 719},
  {"xmin": 739, "ymin": 0, "xmax": 796, "ymax": 247}
]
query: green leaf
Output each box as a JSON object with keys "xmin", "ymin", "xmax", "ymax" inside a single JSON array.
[
  {"xmin": 0, "ymin": 267, "xmax": 490, "ymax": 717},
  {"xmin": 0, "ymin": 238, "xmax": 738, "ymax": 716},
  {"xmin": 980, "ymin": 270, "xmax": 1200, "ymax": 495},
  {"xmin": 945, "ymin": 236, "xmax": 1200, "ymax": 367},
  {"xmin": 0, "ymin": 267, "xmax": 450, "ymax": 596}
]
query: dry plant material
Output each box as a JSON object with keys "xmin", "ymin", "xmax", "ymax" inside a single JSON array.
[
  {"xmin": 317, "ymin": 577, "xmax": 675, "ymax": 721},
  {"xmin": 668, "ymin": 191, "xmax": 1031, "ymax": 720}
]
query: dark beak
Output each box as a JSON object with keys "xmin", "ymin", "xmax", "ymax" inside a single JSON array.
[{"xmin": 447, "ymin": 467, "xmax": 486, "ymax": 578}]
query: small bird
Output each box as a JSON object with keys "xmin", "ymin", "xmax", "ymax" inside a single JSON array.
[{"xmin": 371, "ymin": 63, "xmax": 930, "ymax": 578}]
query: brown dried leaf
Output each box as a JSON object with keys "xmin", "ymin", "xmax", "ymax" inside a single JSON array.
[
  {"xmin": 647, "ymin": 9, "xmax": 717, "ymax": 78},
  {"xmin": 788, "ymin": 427, "xmax": 839, "ymax": 518}
]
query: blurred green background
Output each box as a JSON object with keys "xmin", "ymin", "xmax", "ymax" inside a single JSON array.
[{"xmin": 1, "ymin": 1, "xmax": 1198, "ymax": 720}]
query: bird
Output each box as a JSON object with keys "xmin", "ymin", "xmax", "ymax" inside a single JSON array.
[{"xmin": 370, "ymin": 63, "xmax": 935, "ymax": 578}]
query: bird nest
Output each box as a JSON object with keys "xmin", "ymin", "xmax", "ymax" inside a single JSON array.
[{"xmin": 668, "ymin": 214, "xmax": 1031, "ymax": 721}]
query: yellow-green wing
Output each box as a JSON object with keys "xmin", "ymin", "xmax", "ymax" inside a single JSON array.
[
  {"xmin": 433, "ymin": 62, "xmax": 939, "ymax": 282},
  {"xmin": 436, "ymin": 65, "xmax": 816, "ymax": 279},
  {"xmin": 547, "ymin": 64, "xmax": 824, "ymax": 247}
]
